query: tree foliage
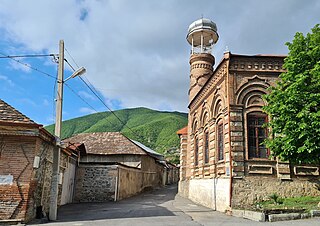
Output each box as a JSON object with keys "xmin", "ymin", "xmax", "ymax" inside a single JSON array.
[
  {"xmin": 45, "ymin": 107, "xmax": 187, "ymax": 163},
  {"xmin": 263, "ymin": 24, "xmax": 320, "ymax": 164}
]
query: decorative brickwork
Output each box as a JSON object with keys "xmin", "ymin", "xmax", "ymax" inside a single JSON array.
[{"xmin": 179, "ymin": 52, "xmax": 320, "ymax": 212}]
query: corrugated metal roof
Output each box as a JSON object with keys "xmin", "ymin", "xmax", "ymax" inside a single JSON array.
[
  {"xmin": 0, "ymin": 99, "xmax": 37, "ymax": 124},
  {"xmin": 130, "ymin": 139, "xmax": 164, "ymax": 160},
  {"xmin": 63, "ymin": 132, "xmax": 147, "ymax": 155}
]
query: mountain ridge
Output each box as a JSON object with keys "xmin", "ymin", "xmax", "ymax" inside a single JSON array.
[{"xmin": 45, "ymin": 107, "xmax": 188, "ymax": 159}]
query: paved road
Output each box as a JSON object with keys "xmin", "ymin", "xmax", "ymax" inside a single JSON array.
[{"xmin": 29, "ymin": 184, "xmax": 319, "ymax": 226}]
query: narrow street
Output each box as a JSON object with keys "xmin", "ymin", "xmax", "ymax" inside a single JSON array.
[{"xmin": 29, "ymin": 184, "xmax": 319, "ymax": 226}]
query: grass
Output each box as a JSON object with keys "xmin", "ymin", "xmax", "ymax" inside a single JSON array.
[{"xmin": 256, "ymin": 195, "xmax": 320, "ymax": 212}]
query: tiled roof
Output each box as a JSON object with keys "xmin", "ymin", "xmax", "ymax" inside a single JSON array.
[
  {"xmin": 177, "ymin": 126, "xmax": 188, "ymax": 135},
  {"xmin": 0, "ymin": 99, "xmax": 37, "ymax": 124},
  {"xmin": 64, "ymin": 132, "xmax": 147, "ymax": 155}
]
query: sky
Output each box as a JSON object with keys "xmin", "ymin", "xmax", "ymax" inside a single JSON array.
[{"xmin": 0, "ymin": 0, "xmax": 319, "ymax": 125}]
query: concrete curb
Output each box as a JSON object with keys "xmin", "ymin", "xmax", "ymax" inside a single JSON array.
[
  {"xmin": 243, "ymin": 210, "xmax": 265, "ymax": 222},
  {"xmin": 310, "ymin": 210, "xmax": 320, "ymax": 217},
  {"xmin": 268, "ymin": 213, "xmax": 301, "ymax": 222},
  {"xmin": 232, "ymin": 209, "xmax": 320, "ymax": 222},
  {"xmin": 232, "ymin": 209, "xmax": 265, "ymax": 222}
]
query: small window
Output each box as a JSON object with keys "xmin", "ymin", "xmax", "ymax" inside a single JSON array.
[
  {"xmin": 204, "ymin": 131, "xmax": 209, "ymax": 164},
  {"xmin": 194, "ymin": 138, "xmax": 199, "ymax": 166},
  {"xmin": 248, "ymin": 113, "xmax": 269, "ymax": 158},
  {"xmin": 217, "ymin": 124, "xmax": 224, "ymax": 161}
]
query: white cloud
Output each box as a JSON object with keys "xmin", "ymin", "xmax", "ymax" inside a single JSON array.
[
  {"xmin": 8, "ymin": 59, "xmax": 32, "ymax": 73},
  {"xmin": 45, "ymin": 116, "xmax": 55, "ymax": 125},
  {"xmin": 43, "ymin": 98, "xmax": 50, "ymax": 106},
  {"xmin": 0, "ymin": 75, "xmax": 15, "ymax": 87},
  {"xmin": 78, "ymin": 90, "xmax": 95, "ymax": 101},
  {"xmin": 79, "ymin": 107, "xmax": 97, "ymax": 114},
  {"xmin": 18, "ymin": 98, "xmax": 37, "ymax": 107},
  {"xmin": 0, "ymin": 0, "xmax": 319, "ymax": 113}
]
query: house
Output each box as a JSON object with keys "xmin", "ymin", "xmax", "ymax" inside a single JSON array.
[
  {"xmin": 0, "ymin": 99, "xmax": 79, "ymax": 223},
  {"xmin": 64, "ymin": 132, "xmax": 168, "ymax": 202},
  {"xmin": 178, "ymin": 18, "xmax": 320, "ymax": 212}
]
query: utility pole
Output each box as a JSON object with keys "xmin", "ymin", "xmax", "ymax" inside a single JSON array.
[{"xmin": 49, "ymin": 40, "xmax": 64, "ymax": 221}]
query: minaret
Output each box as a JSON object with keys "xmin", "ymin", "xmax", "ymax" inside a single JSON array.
[{"xmin": 186, "ymin": 18, "xmax": 219, "ymax": 103}]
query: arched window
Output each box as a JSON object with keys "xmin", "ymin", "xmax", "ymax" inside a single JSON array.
[
  {"xmin": 247, "ymin": 112, "xmax": 269, "ymax": 158},
  {"xmin": 217, "ymin": 123, "xmax": 224, "ymax": 161},
  {"xmin": 194, "ymin": 137, "xmax": 199, "ymax": 166},
  {"xmin": 204, "ymin": 131, "xmax": 209, "ymax": 164}
]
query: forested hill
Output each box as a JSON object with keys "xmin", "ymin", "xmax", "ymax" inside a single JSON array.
[{"xmin": 45, "ymin": 107, "xmax": 188, "ymax": 155}]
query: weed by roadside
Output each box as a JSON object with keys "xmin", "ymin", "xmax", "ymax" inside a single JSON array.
[{"xmin": 256, "ymin": 195, "xmax": 320, "ymax": 213}]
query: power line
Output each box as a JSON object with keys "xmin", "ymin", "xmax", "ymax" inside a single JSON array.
[
  {"xmin": 63, "ymin": 49, "xmax": 147, "ymax": 141},
  {"xmin": 52, "ymin": 65, "xmax": 58, "ymax": 126},
  {"xmin": 79, "ymin": 76, "xmax": 140, "ymax": 134},
  {"xmin": 65, "ymin": 48, "xmax": 80, "ymax": 68},
  {"xmin": 0, "ymin": 54, "xmax": 57, "ymax": 59},
  {"xmin": 64, "ymin": 83, "xmax": 98, "ymax": 113},
  {"xmin": 0, "ymin": 52, "xmax": 57, "ymax": 79}
]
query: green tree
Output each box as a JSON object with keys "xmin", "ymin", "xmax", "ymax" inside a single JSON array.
[{"xmin": 263, "ymin": 24, "xmax": 320, "ymax": 164}]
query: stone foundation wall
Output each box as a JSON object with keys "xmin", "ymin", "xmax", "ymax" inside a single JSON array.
[
  {"xmin": 182, "ymin": 178, "xmax": 230, "ymax": 212},
  {"xmin": 74, "ymin": 165, "xmax": 117, "ymax": 202},
  {"xmin": 232, "ymin": 176, "xmax": 320, "ymax": 209}
]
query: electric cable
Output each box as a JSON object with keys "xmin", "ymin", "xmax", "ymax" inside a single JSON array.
[
  {"xmin": 0, "ymin": 52, "xmax": 57, "ymax": 79},
  {"xmin": 63, "ymin": 56, "xmax": 145, "ymax": 141},
  {"xmin": 0, "ymin": 54, "xmax": 57, "ymax": 58}
]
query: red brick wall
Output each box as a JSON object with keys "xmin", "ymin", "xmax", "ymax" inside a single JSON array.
[
  {"xmin": 0, "ymin": 135, "xmax": 36, "ymax": 221},
  {"xmin": 0, "ymin": 185, "xmax": 21, "ymax": 219}
]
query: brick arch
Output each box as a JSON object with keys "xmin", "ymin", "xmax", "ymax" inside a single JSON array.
[
  {"xmin": 211, "ymin": 94, "xmax": 225, "ymax": 118},
  {"xmin": 200, "ymin": 103, "xmax": 210, "ymax": 127},
  {"xmin": 245, "ymin": 92, "xmax": 267, "ymax": 108},
  {"xmin": 191, "ymin": 114, "xmax": 199, "ymax": 134},
  {"xmin": 236, "ymin": 83, "xmax": 269, "ymax": 105}
]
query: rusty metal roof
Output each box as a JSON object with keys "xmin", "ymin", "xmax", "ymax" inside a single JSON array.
[
  {"xmin": 0, "ymin": 99, "xmax": 37, "ymax": 124},
  {"xmin": 63, "ymin": 132, "xmax": 147, "ymax": 155}
]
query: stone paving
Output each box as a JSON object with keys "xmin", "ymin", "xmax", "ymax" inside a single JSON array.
[{"xmin": 28, "ymin": 184, "xmax": 320, "ymax": 226}]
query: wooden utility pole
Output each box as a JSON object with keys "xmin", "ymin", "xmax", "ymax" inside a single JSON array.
[{"xmin": 49, "ymin": 40, "xmax": 64, "ymax": 221}]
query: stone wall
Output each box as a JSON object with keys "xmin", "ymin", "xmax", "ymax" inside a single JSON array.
[
  {"xmin": 33, "ymin": 138, "xmax": 54, "ymax": 216},
  {"xmin": 232, "ymin": 176, "xmax": 320, "ymax": 209},
  {"xmin": 74, "ymin": 164, "xmax": 117, "ymax": 202}
]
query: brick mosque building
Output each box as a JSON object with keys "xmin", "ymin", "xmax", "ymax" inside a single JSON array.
[{"xmin": 177, "ymin": 18, "xmax": 320, "ymax": 212}]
